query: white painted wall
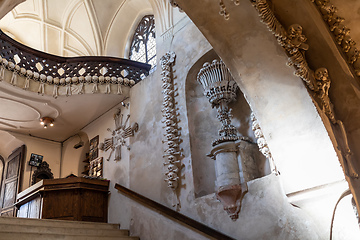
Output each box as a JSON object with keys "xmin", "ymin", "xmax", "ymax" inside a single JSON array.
[
  {"xmin": 61, "ymin": 132, "xmax": 89, "ymax": 178},
  {"xmin": 10, "ymin": 132, "xmax": 61, "ymax": 191}
]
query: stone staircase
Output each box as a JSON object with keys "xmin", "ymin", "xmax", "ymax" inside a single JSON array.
[{"xmin": 0, "ymin": 217, "xmax": 139, "ymax": 240}]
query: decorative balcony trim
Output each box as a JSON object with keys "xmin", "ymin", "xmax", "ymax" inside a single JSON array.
[{"xmin": 0, "ymin": 30, "xmax": 150, "ymax": 97}]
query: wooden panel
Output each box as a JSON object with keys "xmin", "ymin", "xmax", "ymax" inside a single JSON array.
[
  {"xmin": 0, "ymin": 208, "xmax": 14, "ymax": 217},
  {"xmin": 81, "ymin": 189, "xmax": 107, "ymax": 221},
  {"xmin": 28, "ymin": 196, "xmax": 41, "ymax": 218},
  {"xmin": 17, "ymin": 202, "xmax": 29, "ymax": 218},
  {"xmin": 2, "ymin": 181, "xmax": 16, "ymax": 208},
  {"xmin": 16, "ymin": 177, "xmax": 109, "ymax": 222},
  {"xmin": 1, "ymin": 146, "xmax": 24, "ymax": 217},
  {"xmin": 5, "ymin": 155, "xmax": 19, "ymax": 179},
  {"xmin": 42, "ymin": 189, "xmax": 79, "ymax": 220}
]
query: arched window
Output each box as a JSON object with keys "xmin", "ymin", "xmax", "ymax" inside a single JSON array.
[{"xmin": 129, "ymin": 15, "xmax": 156, "ymax": 70}]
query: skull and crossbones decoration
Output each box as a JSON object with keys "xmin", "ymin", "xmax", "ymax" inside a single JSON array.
[{"xmin": 99, "ymin": 108, "xmax": 138, "ymax": 161}]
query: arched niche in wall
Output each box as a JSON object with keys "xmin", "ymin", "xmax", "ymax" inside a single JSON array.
[
  {"xmin": 61, "ymin": 132, "xmax": 90, "ymax": 178},
  {"xmin": 185, "ymin": 49, "xmax": 270, "ymax": 198}
]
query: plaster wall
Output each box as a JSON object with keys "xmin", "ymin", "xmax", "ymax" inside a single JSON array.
[
  {"xmin": 71, "ymin": 16, "xmax": 327, "ymax": 239},
  {"xmin": 60, "ymin": 132, "xmax": 89, "ymax": 178},
  {"xmin": 10, "ymin": 132, "xmax": 61, "ymax": 191},
  {"xmin": 55, "ymin": 3, "xmax": 358, "ymax": 240},
  {"xmin": 80, "ymin": 100, "xmax": 132, "ymax": 227}
]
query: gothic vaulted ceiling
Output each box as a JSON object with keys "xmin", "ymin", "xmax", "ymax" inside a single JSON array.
[{"xmin": 0, "ymin": 0, "xmax": 152, "ymax": 142}]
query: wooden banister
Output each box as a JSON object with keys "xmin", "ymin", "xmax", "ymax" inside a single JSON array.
[{"xmin": 114, "ymin": 183, "xmax": 235, "ymax": 240}]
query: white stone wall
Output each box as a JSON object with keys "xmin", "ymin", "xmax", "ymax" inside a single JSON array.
[{"xmin": 11, "ymin": 132, "xmax": 61, "ymax": 191}]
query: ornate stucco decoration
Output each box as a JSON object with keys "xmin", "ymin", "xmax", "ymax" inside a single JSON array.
[
  {"xmin": 160, "ymin": 52, "xmax": 182, "ymax": 208},
  {"xmin": 251, "ymin": 112, "xmax": 278, "ymax": 174},
  {"xmin": 99, "ymin": 109, "xmax": 138, "ymax": 162},
  {"xmin": 311, "ymin": 0, "xmax": 360, "ymax": 77},
  {"xmin": 198, "ymin": 59, "xmax": 249, "ymax": 221}
]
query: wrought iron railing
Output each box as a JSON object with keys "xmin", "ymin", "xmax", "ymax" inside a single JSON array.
[{"xmin": 0, "ymin": 29, "xmax": 151, "ymax": 96}]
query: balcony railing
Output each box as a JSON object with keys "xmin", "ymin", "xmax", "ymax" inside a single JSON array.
[{"xmin": 0, "ymin": 30, "xmax": 151, "ymax": 97}]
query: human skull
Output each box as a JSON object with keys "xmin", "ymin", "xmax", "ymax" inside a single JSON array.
[{"xmin": 315, "ymin": 68, "xmax": 329, "ymax": 81}]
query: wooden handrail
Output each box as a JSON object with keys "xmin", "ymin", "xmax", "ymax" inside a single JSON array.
[{"xmin": 114, "ymin": 183, "xmax": 235, "ymax": 240}]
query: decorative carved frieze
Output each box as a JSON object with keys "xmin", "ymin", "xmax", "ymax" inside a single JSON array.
[
  {"xmin": 99, "ymin": 109, "xmax": 138, "ymax": 162},
  {"xmin": 311, "ymin": 0, "xmax": 360, "ymax": 77},
  {"xmin": 160, "ymin": 52, "xmax": 182, "ymax": 202}
]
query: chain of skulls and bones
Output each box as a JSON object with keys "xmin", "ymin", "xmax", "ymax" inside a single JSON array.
[{"xmin": 160, "ymin": 52, "xmax": 182, "ymax": 190}]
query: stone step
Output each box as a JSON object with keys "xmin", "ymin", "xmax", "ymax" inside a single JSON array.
[
  {"xmin": 0, "ymin": 232, "xmax": 139, "ymax": 240},
  {"xmin": 0, "ymin": 217, "xmax": 120, "ymax": 230},
  {"xmin": 0, "ymin": 224, "xmax": 129, "ymax": 236}
]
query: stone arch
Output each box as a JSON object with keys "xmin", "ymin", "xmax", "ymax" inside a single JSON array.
[
  {"xmin": 61, "ymin": 131, "xmax": 90, "ymax": 178},
  {"xmin": 0, "ymin": 130, "xmax": 24, "ymax": 159}
]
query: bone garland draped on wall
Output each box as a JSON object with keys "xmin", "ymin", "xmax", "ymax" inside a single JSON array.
[
  {"xmin": 160, "ymin": 52, "xmax": 182, "ymax": 208},
  {"xmin": 311, "ymin": 0, "xmax": 360, "ymax": 78},
  {"xmin": 215, "ymin": 0, "xmax": 359, "ymax": 179},
  {"xmin": 0, "ymin": 30, "xmax": 150, "ymax": 98},
  {"xmin": 251, "ymin": 0, "xmax": 359, "ymax": 179},
  {"xmin": 99, "ymin": 109, "xmax": 139, "ymax": 162},
  {"xmin": 251, "ymin": 112, "xmax": 278, "ymax": 174}
]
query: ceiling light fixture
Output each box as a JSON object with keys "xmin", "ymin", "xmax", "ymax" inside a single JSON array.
[{"xmin": 40, "ymin": 117, "xmax": 54, "ymax": 129}]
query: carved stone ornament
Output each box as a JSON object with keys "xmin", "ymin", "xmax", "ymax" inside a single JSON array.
[
  {"xmin": 160, "ymin": 52, "xmax": 182, "ymax": 193},
  {"xmin": 31, "ymin": 161, "xmax": 54, "ymax": 185},
  {"xmin": 99, "ymin": 109, "xmax": 138, "ymax": 161}
]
